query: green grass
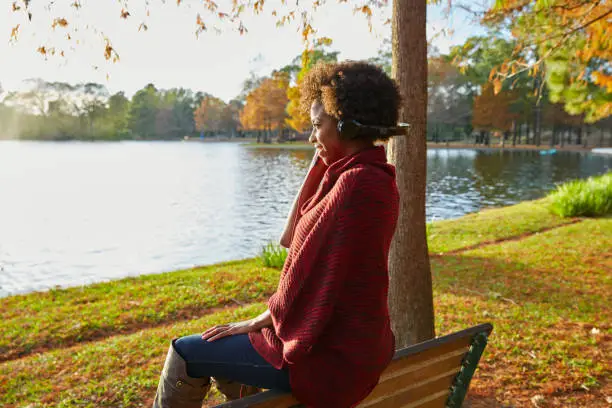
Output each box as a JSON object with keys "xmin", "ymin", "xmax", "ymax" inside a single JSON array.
[
  {"xmin": 0, "ymin": 259, "xmax": 279, "ymax": 361},
  {"xmin": 548, "ymin": 172, "xmax": 612, "ymax": 217},
  {"xmin": 426, "ymin": 198, "xmax": 573, "ymax": 253},
  {"xmin": 0, "ymin": 304, "xmax": 268, "ymax": 407},
  {"xmin": 1, "ymin": 199, "xmax": 610, "ymax": 407},
  {"xmin": 260, "ymin": 242, "xmax": 288, "ymax": 269}
]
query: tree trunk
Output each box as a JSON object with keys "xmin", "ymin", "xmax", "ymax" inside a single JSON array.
[
  {"xmin": 387, "ymin": 0, "xmax": 435, "ymax": 348},
  {"xmin": 525, "ymin": 121, "xmax": 531, "ymax": 145}
]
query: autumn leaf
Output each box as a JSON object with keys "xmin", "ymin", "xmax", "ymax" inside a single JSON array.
[
  {"xmin": 254, "ymin": 0, "xmax": 265, "ymax": 14},
  {"xmin": 12, "ymin": 2, "xmax": 20, "ymax": 11},
  {"xmin": 120, "ymin": 9, "xmax": 130, "ymax": 19},
  {"xmin": 196, "ymin": 14, "xmax": 206, "ymax": 36},
  {"xmin": 238, "ymin": 22, "xmax": 248, "ymax": 35},
  {"xmin": 138, "ymin": 23, "xmax": 148, "ymax": 32},
  {"xmin": 493, "ymin": 78, "xmax": 503, "ymax": 94},
  {"xmin": 104, "ymin": 39, "xmax": 119, "ymax": 62},
  {"xmin": 52, "ymin": 18, "xmax": 69, "ymax": 29},
  {"xmin": 204, "ymin": 0, "xmax": 218, "ymax": 11},
  {"xmin": 302, "ymin": 23, "xmax": 313, "ymax": 42},
  {"xmin": 10, "ymin": 24, "xmax": 20, "ymax": 42},
  {"xmin": 360, "ymin": 5, "xmax": 373, "ymax": 17},
  {"xmin": 316, "ymin": 37, "xmax": 333, "ymax": 47},
  {"xmin": 488, "ymin": 67, "xmax": 497, "ymax": 81},
  {"xmin": 37, "ymin": 46, "xmax": 47, "ymax": 56}
]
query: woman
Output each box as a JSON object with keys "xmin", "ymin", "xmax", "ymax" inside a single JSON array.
[{"xmin": 153, "ymin": 61, "xmax": 401, "ymax": 408}]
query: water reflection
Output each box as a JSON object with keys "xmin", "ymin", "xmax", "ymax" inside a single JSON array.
[{"xmin": 0, "ymin": 141, "xmax": 609, "ymax": 296}]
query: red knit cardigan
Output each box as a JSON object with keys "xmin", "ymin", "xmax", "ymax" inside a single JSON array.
[{"xmin": 249, "ymin": 146, "xmax": 399, "ymax": 407}]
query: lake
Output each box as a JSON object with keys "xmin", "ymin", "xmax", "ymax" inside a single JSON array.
[{"xmin": 1, "ymin": 141, "xmax": 610, "ymax": 297}]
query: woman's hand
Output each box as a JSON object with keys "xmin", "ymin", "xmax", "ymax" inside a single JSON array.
[
  {"xmin": 201, "ymin": 319, "xmax": 256, "ymax": 342},
  {"xmin": 202, "ymin": 309, "xmax": 273, "ymax": 342}
]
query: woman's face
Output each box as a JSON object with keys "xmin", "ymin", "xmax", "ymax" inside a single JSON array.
[{"xmin": 309, "ymin": 101, "xmax": 345, "ymax": 166}]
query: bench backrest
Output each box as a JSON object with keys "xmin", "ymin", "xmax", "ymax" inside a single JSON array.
[{"xmin": 214, "ymin": 323, "xmax": 493, "ymax": 408}]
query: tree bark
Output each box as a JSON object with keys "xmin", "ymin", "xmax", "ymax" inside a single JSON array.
[{"xmin": 387, "ymin": 0, "xmax": 435, "ymax": 349}]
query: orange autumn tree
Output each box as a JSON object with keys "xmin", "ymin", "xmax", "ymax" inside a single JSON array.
[
  {"xmin": 194, "ymin": 95, "xmax": 226, "ymax": 136},
  {"xmin": 240, "ymin": 71, "xmax": 289, "ymax": 143},
  {"xmin": 473, "ymin": 84, "xmax": 520, "ymax": 139},
  {"xmin": 484, "ymin": 0, "xmax": 612, "ymax": 122}
]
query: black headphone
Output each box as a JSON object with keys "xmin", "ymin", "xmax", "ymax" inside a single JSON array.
[{"xmin": 337, "ymin": 119, "xmax": 411, "ymax": 139}]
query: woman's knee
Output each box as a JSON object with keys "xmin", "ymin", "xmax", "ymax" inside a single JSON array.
[{"xmin": 173, "ymin": 334, "xmax": 207, "ymax": 361}]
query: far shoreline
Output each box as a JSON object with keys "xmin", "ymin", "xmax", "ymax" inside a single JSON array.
[{"xmin": 243, "ymin": 141, "xmax": 596, "ymax": 152}]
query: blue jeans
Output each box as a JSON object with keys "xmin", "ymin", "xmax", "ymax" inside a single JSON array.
[{"xmin": 173, "ymin": 333, "xmax": 291, "ymax": 392}]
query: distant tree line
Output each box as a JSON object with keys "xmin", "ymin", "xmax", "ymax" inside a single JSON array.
[
  {"xmin": 0, "ymin": 80, "xmax": 244, "ymax": 141},
  {"xmin": 1, "ymin": 32, "xmax": 610, "ymax": 145}
]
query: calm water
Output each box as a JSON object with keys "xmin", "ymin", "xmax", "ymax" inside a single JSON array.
[{"xmin": 0, "ymin": 141, "xmax": 610, "ymax": 297}]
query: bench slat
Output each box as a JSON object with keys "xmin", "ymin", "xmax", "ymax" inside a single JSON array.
[
  {"xmin": 380, "ymin": 341, "xmax": 469, "ymax": 383},
  {"xmin": 215, "ymin": 390, "xmax": 300, "ymax": 408},
  {"xmin": 401, "ymin": 390, "xmax": 448, "ymax": 408},
  {"xmin": 359, "ymin": 372, "xmax": 457, "ymax": 408},
  {"xmin": 360, "ymin": 350, "xmax": 465, "ymax": 406}
]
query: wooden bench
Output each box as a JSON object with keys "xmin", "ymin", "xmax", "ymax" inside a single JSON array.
[{"xmin": 214, "ymin": 323, "xmax": 493, "ymax": 408}]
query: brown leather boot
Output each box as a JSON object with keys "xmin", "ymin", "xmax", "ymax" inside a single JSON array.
[
  {"xmin": 152, "ymin": 341, "xmax": 211, "ymax": 408},
  {"xmin": 213, "ymin": 377, "xmax": 261, "ymax": 401}
]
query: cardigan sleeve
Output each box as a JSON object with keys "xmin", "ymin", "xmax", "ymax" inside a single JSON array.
[{"xmin": 268, "ymin": 168, "xmax": 394, "ymax": 365}]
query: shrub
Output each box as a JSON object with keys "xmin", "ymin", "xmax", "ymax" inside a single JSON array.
[
  {"xmin": 548, "ymin": 172, "xmax": 612, "ymax": 217},
  {"xmin": 260, "ymin": 242, "xmax": 288, "ymax": 269}
]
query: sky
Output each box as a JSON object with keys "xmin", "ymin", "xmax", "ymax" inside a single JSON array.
[{"xmin": 1, "ymin": 1, "xmax": 485, "ymax": 102}]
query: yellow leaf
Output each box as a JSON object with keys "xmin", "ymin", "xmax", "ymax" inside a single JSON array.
[
  {"xmin": 488, "ymin": 67, "xmax": 497, "ymax": 81},
  {"xmin": 10, "ymin": 24, "xmax": 20, "ymax": 41},
  {"xmin": 52, "ymin": 18, "xmax": 69, "ymax": 29},
  {"xmin": 493, "ymin": 78, "xmax": 502, "ymax": 94}
]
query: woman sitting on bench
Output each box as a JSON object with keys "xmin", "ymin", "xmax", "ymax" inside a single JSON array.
[{"xmin": 153, "ymin": 61, "xmax": 403, "ymax": 408}]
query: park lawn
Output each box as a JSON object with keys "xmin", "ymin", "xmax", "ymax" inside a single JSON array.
[
  {"xmin": 1, "ymin": 201, "xmax": 609, "ymax": 407},
  {"xmin": 0, "ymin": 260, "xmax": 279, "ymax": 362},
  {"xmin": 0, "ymin": 304, "xmax": 268, "ymax": 407},
  {"xmin": 0, "ymin": 199, "xmax": 568, "ymax": 362},
  {"xmin": 426, "ymin": 198, "xmax": 575, "ymax": 254},
  {"xmin": 433, "ymin": 218, "xmax": 611, "ymax": 407}
]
